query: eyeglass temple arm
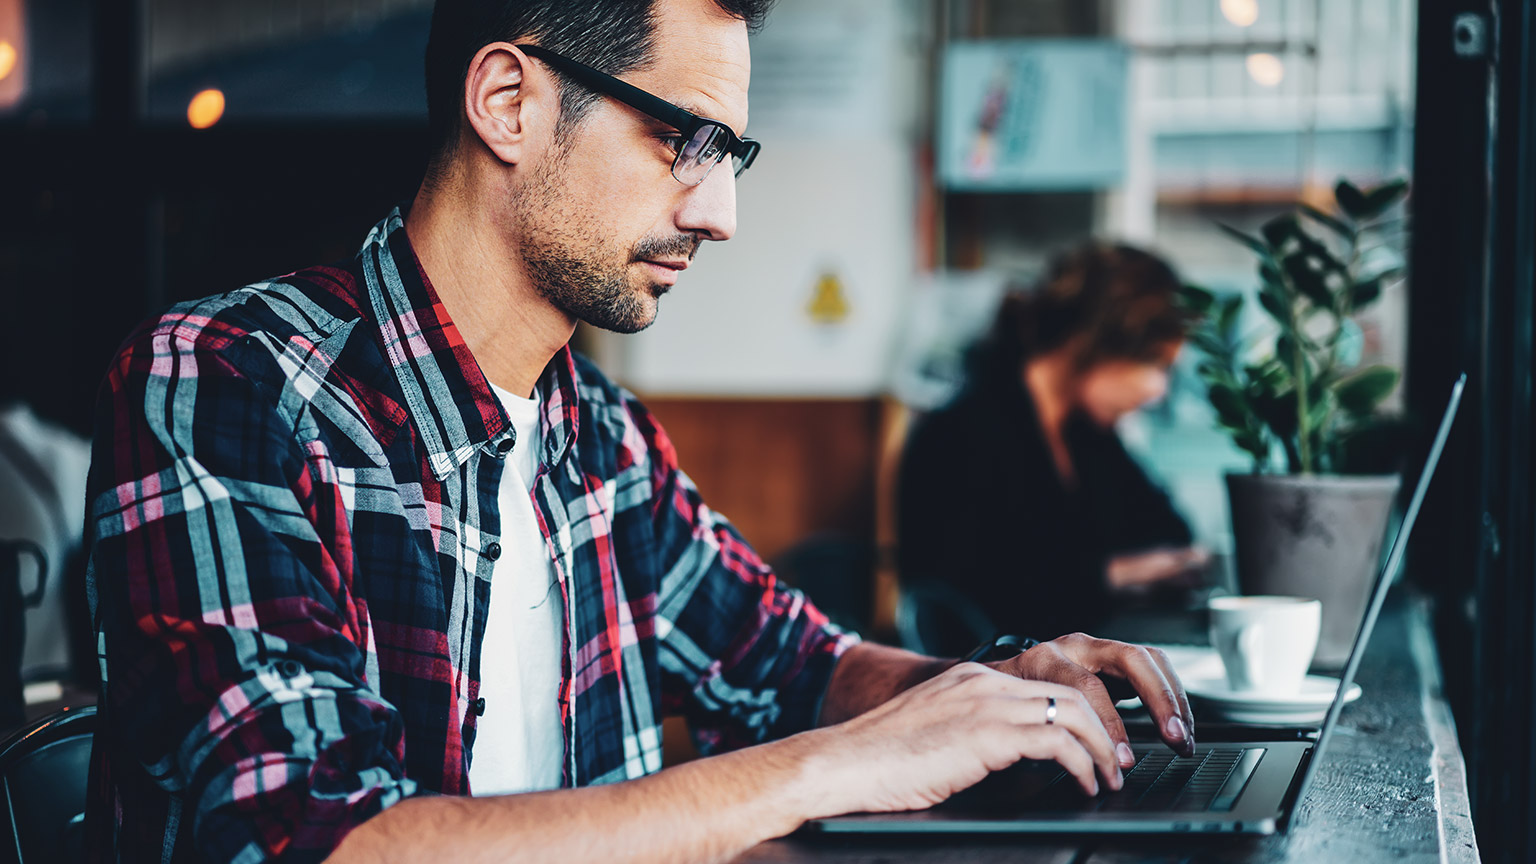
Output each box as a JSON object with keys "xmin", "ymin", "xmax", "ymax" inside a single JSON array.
[{"xmin": 515, "ymin": 44, "xmax": 697, "ymax": 136}]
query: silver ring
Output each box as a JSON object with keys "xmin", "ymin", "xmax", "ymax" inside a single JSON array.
[{"xmin": 1045, "ymin": 696, "xmax": 1057, "ymax": 725}]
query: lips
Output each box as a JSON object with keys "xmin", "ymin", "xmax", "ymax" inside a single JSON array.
[{"xmin": 642, "ymin": 259, "xmax": 689, "ymax": 272}]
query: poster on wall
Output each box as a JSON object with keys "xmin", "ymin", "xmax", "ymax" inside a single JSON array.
[{"xmin": 939, "ymin": 39, "xmax": 1128, "ymax": 192}]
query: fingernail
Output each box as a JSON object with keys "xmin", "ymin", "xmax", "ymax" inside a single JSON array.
[
  {"xmin": 1116, "ymin": 742, "xmax": 1135, "ymax": 767},
  {"xmin": 1166, "ymin": 715, "xmax": 1188, "ymax": 743}
]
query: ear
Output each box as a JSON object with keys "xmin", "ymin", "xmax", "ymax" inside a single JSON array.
[{"xmin": 462, "ymin": 43, "xmax": 551, "ymax": 166}]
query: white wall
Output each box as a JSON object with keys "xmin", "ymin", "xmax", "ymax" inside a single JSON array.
[{"xmin": 611, "ymin": 0, "xmax": 923, "ymax": 396}]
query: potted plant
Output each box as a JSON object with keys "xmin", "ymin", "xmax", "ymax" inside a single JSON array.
[{"xmin": 1182, "ymin": 178, "xmax": 1409, "ymax": 667}]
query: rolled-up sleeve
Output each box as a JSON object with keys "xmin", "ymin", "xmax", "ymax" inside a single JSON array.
[
  {"xmin": 626, "ymin": 398, "xmax": 859, "ymax": 754},
  {"xmin": 87, "ymin": 321, "xmax": 419, "ymax": 863}
]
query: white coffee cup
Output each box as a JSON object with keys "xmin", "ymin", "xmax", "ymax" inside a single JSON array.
[{"xmin": 1207, "ymin": 595, "xmax": 1322, "ymax": 696}]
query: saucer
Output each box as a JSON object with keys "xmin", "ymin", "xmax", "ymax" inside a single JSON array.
[{"xmin": 1184, "ymin": 673, "xmax": 1363, "ymax": 725}]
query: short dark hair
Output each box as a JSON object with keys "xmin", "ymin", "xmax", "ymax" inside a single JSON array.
[
  {"xmin": 972, "ymin": 243, "xmax": 1192, "ymax": 385},
  {"xmin": 423, "ymin": 0, "xmax": 774, "ymax": 185}
]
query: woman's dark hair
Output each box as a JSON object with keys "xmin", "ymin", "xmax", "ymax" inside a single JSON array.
[
  {"xmin": 970, "ymin": 243, "xmax": 1192, "ymax": 386},
  {"xmin": 423, "ymin": 0, "xmax": 775, "ymax": 186}
]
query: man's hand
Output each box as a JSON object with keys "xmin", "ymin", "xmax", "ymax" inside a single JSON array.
[
  {"xmin": 797, "ymin": 662, "xmax": 1126, "ymax": 819},
  {"xmin": 805, "ymin": 635, "xmax": 1194, "ymax": 820},
  {"xmin": 989, "ymin": 633, "xmax": 1196, "ymax": 765}
]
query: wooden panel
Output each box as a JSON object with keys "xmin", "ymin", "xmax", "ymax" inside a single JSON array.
[
  {"xmin": 641, "ymin": 396, "xmax": 885, "ymax": 768},
  {"xmin": 639, "ymin": 397, "xmax": 882, "ymax": 564}
]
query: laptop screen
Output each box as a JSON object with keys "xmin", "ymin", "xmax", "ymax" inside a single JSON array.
[{"xmin": 1292, "ymin": 374, "xmax": 1466, "ymax": 806}]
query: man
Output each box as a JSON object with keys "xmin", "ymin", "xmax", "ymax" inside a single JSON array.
[{"xmin": 83, "ymin": 1, "xmax": 1196, "ymax": 861}]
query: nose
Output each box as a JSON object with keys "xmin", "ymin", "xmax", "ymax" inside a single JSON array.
[{"xmin": 675, "ymin": 161, "xmax": 737, "ymax": 242}]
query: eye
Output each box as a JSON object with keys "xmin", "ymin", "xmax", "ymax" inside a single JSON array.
[{"xmin": 658, "ymin": 134, "xmax": 686, "ymax": 156}]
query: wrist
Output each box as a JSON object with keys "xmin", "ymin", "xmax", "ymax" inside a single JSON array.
[{"xmin": 767, "ymin": 726, "xmax": 850, "ymax": 824}]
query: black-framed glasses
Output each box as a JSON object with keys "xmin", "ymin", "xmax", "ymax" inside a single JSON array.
[{"xmin": 516, "ymin": 43, "xmax": 760, "ymax": 186}]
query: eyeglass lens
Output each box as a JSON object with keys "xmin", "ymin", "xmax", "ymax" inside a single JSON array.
[{"xmin": 673, "ymin": 124, "xmax": 732, "ymax": 185}]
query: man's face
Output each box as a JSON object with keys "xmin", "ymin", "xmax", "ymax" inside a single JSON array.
[{"xmin": 513, "ymin": 0, "xmax": 750, "ymax": 334}]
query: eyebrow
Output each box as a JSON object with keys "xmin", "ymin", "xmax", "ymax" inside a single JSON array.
[{"xmin": 657, "ymin": 97, "xmax": 746, "ymax": 137}]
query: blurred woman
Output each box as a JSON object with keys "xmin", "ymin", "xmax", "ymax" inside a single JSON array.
[{"xmin": 898, "ymin": 243, "xmax": 1206, "ymax": 642}]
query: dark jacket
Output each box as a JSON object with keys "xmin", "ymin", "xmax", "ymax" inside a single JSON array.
[{"xmin": 898, "ymin": 375, "xmax": 1192, "ymax": 641}]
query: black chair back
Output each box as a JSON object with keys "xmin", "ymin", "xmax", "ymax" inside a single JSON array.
[
  {"xmin": 0, "ymin": 705, "xmax": 96, "ymax": 864},
  {"xmin": 770, "ymin": 533, "xmax": 874, "ymax": 634},
  {"xmin": 895, "ymin": 581, "xmax": 998, "ymax": 658}
]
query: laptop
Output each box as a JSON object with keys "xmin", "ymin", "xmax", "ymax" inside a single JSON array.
[{"xmin": 808, "ymin": 374, "xmax": 1466, "ymax": 837}]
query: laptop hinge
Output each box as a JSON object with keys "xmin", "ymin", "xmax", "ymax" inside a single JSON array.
[{"xmin": 1275, "ymin": 745, "xmax": 1316, "ymax": 832}]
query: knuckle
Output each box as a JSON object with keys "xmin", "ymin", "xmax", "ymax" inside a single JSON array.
[{"xmin": 1076, "ymin": 671, "xmax": 1110, "ymax": 696}]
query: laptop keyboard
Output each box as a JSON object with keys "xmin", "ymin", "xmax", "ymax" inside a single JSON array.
[{"xmin": 1039, "ymin": 747, "xmax": 1264, "ymax": 813}]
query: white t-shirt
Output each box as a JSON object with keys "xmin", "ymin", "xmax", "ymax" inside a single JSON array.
[{"xmin": 468, "ymin": 382, "xmax": 566, "ymax": 796}]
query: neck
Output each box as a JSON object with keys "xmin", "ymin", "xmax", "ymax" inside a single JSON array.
[
  {"xmin": 1023, "ymin": 353, "xmax": 1076, "ymax": 438},
  {"xmin": 404, "ymin": 179, "xmax": 576, "ymax": 398}
]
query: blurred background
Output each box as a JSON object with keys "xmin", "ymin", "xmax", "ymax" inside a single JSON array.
[{"xmin": 0, "ymin": 0, "xmax": 1531, "ymax": 858}]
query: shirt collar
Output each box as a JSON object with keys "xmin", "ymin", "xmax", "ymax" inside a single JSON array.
[{"xmin": 357, "ymin": 207, "xmax": 580, "ymax": 481}]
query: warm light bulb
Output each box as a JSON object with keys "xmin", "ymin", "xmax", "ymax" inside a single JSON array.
[
  {"xmin": 1246, "ymin": 52, "xmax": 1285, "ymax": 87},
  {"xmin": 0, "ymin": 41, "xmax": 16, "ymax": 82},
  {"xmin": 187, "ymin": 88, "xmax": 225, "ymax": 129},
  {"xmin": 1221, "ymin": 0, "xmax": 1260, "ymax": 28}
]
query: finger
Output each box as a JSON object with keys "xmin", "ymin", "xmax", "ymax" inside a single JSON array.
[
  {"xmin": 981, "ymin": 674, "xmax": 1125, "ymax": 784},
  {"xmin": 1036, "ymin": 648, "xmax": 1132, "ymax": 758},
  {"xmin": 1146, "ymin": 646, "xmax": 1195, "ymax": 746},
  {"xmin": 1014, "ymin": 694, "xmax": 1124, "ymax": 791},
  {"xmin": 1017, "ymin": 725, "xmax": 1100, "ymax": 796},
  {"xmin": 1101, "ymin": 642, "xmax": 1194, "ymax": 756}
]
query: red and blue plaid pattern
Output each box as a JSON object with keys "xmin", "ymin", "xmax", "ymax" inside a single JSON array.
[{"xmin": 83, "ymin": 209, "xmax": 856, "ymax": 863}]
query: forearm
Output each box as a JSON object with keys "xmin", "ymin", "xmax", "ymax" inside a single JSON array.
[
  {"xmin": 816, "ymin": 642, "xmax": 955, "ymax": 726},
  {"xmin": 328, "ymin": 734, "xmax": 822, "ymax": 864}
]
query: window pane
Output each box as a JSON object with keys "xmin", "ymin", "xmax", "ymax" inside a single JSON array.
[
  {"xmin": 0, "ymin": 0, "xmax": 93, "ymax": 126},
  {"xmin": 144, "ymin": 0, "xmax": 431, "ymax": 127}
]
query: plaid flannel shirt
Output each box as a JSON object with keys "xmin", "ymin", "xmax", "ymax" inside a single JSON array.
[{"xmin": 83, "ymin": 208, "xmax": 857, "ymax": 863}]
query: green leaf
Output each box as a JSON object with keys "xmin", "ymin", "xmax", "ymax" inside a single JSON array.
[
  {"xmin": 1295, "ymin": 232, "xmax": 1348, "ymax": 275},
  {"xmin": 1352, "ymin": 278, "xmax": 1383, "ymax": 308},
  {"xmin": 1335, "ymin": 318, "xmax": 1364, "ymax": 367},
  {"xmin": 1207, "ymin": 382, "xmax": 1252, "ymax": 429},
  {"xmin": 1262, "ymin": 214, "xmax": 1301, "ymax": 249},
  {"xmin": 1356, "ymin": 245, "xmax": 1406, "ymax": 282},
  {"xmin": 1307, "ymin": 393, "xmax": 1332, "ymax": 430},
  {"xmin": 1283, "ymin": 253, "xmax": 1335, "ymax": 310},
  {"xmin": 1276, "ymin": 334, "xmax": 1300, "ymax": 371},
  {"xmin": 1299, "ymin": 203, "xmax": 1355, "ymax": 238},
  {"xmin": 1361, "ymin": 179, "xmax": 1410, "ymax": 216},
  {"xmin": 1336, "ymin": 180, "xmax": 1371, "ymax": 220},
  {"xmin": 1235, "ymin": 429, "xmax": 1271, "ymax": 466},
  {"xmin": 1254, "ymin": 387, "xmax": 1300, "ymax": 441},
  {"xmin": 1219, "ymin": 295, "xmax": 1244, "ymax": 338},
  {"xmin": 1258, "ymin": 288, "xmax": 1290, "ymax": 324},
  {"xmin": 1259, "ymin": 261, "xmax": 1285, "ymax": 289},
  {"xmin": 1333, "ymin": 365, "xmax": 1400, "ymax": 416},
  {"xmin": 1218, "ymin": 222, "xmax": 1271, "ymax": 258},
  {"xmin": 1247, "ymin": 361, "xmax": 1287, "ymax": 393},
  {"xmin": 1190, "ymin": 331, "xmax": 1230, "ymax": 358},
  {"xmin": 1180, "ymin": 284, "xmax": 1217, "ymax": 315}
]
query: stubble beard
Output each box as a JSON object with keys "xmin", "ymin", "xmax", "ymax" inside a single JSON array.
[{"xmin": 517, "ymin": 157, "xmax": 701, "ymax": 335}]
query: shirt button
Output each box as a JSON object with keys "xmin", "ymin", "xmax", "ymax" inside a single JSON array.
[
  {"xmin": 485, "ymin": 542, "xmax": 502, "ymax": 561},
  {"xmin": 473, "ymin": 697, "xmax": 487, "ymax": 716},
  {"xmin": 497, "ymin": 436, "xmax": 515, "ymax": 454}
]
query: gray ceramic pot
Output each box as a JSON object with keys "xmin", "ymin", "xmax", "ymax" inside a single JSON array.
[{"xmin": 1225, "ymin": 473, "xmax": 1401, "ymax": 668}]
